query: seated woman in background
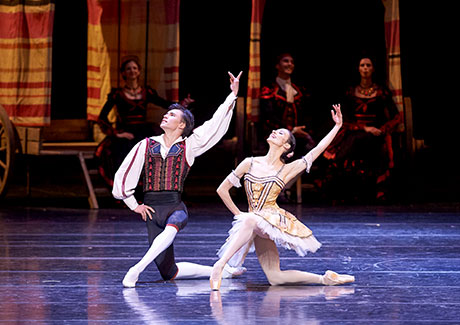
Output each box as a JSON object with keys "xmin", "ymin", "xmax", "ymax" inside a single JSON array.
[
  {"xmin": 96, "ymin": 55, "xmax": 194, "ymax": 187},
  {"xmin": 323, "ymin": 55, "xmax": 401, "ymax": 202}
]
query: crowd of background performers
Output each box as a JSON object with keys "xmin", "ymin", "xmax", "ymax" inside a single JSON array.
[{"xmin": 95, "ymin": 53, "xmax": 401, "ymax": 205}]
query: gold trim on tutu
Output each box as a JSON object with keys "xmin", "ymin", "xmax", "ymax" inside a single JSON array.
[{"xmin": 217, "ymin": 212, "xmax": 322, "ymax": 268}]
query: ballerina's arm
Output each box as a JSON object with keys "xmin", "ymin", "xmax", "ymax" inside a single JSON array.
[
  {"xmin": 283, "ymin": 104, "xmax": 343, "ymax": 183},
  {"xmin": 216, "ymin": 157, "xmax": 252, "ymax": 216}
]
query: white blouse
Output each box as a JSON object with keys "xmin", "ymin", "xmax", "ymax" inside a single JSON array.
[{"xmin": 112, "ymin": 92, "xmax": 237, "ymax": 210}]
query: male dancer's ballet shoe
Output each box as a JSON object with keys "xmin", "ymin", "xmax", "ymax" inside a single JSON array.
[
  {"xmin": 223, "ymin": 264, "xmax": 247, "ymax": 278},
  {"xmin": 122, "ymin": 267, "xmax": 140, "ymax": 288},
  {"xmin": 322, "ymin": 270, "xmax": 355, "ymax": 286}
]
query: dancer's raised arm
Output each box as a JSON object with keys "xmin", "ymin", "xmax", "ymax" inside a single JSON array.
[
  {"xmin": 283, "ymin": 104, "xmax": 342, "ymax": 183},
  {"xmin": 185, "ymin": 71, "xmax": 243, "ymax": 165},
  {"xmin": 229, "ymin": 71, "xmax": 243, "ymax": 98}
]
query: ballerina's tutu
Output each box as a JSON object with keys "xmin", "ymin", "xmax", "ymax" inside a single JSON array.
[
  {"xmin": 219, "ymin": 156, "xmax": 321, "ymax": 267},
  {"xmin": 217, "ymin": 211, "xmax": 321, "ymax": 268}
]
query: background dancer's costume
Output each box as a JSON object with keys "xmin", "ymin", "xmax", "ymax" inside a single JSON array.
[
  {"xmin": 218, "ymin": 153, "xmax": 321, "ymax": 267},
  {"xmin": 259, "ymin": 79, "xmax": 317, "ymax": 155},
  {"xmin": 324, "ymin": 85, "xmax": 400, "ymax": 200},
  {"xmin": 113, "ymin": 92, "xmax": 237, "ymax": 280}
]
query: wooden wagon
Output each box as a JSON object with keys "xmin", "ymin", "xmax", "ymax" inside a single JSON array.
[{"xmin": 0, "ymin": 105, "xmax": 103, "ymax": 209}]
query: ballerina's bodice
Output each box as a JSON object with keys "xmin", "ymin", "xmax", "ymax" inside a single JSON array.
[
  {"xmin": 244, "ymin": 173, "xmax": 284, "ymax": 213},
  {"xmin": 243, "ymin": 161, "xmax": 312, "ymax": 238}
]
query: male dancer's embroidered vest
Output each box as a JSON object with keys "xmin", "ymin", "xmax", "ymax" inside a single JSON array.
[{"xmin": 143, "ymin": 138, "xmax": 190, "ymax": 192}]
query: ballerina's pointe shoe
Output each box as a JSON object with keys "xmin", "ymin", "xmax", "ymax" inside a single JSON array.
[
  {"xmin": 210, "ymin": 273, "xmax": 222, "ymax": 291},
  {"xmin": 322, "ymin": 270, "xmax": 355, "ymax": 286},
  {"xmin": 210, "ymin": 264, "xmax": 224, "ymax": 291},
  {"xmin": 122, "ymin": 267, "xmax": 140, "ymax": 288},
  {"xmin": 210, "ymin": 277, "xmax": 222, "ymax": 291}
]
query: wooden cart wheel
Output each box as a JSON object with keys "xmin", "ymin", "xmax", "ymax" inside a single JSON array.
[{"xmin": 0, "ymin": 104, "xmax": 16, "ymax": 198}]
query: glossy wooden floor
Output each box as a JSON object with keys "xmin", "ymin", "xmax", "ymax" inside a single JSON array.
[{"xmin": 1, "ymin": 203, "xmax": 460, "ymax": 324}]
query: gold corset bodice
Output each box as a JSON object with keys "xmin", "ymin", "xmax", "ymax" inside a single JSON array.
[
  {"xmin": 244, "ymin": 173, "xmax": 285, "ymax": 212},
  {"xmin": 243, "ymin": 169, "xmax": 313, "ymax": 238}
]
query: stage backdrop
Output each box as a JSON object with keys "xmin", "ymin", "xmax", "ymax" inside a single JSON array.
[
  {"xmin": 383, "ymin": 0, "xmax": 404, "ymax": 131},
  {"xmin": 248, "ymin": 0, "xmax": 404, "ymax": 127},
  {"xmin": 0, "ymin": 0, "xmax": 54, "ymax": 126},
  {"xmin": 246, "ymin": 0, "xmax": 265, "ymax": 122},
  {"xmin": 86, "ymin": 0, "xmax": 180, "ymax": 121}
]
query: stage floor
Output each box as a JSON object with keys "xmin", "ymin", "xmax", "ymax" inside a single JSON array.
[{"xmin": 1, "ymin": 203, "xmax": 460, "ymax": 324}]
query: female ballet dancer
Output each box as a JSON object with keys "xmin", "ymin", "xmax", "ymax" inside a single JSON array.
[{"xmin": 210, "ymin": 104, "xmax": 355, "ymax": 290}]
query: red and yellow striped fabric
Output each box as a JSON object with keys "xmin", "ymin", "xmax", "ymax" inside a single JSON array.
[
  {"xmin": 87, "ymin": 0, "xmax": 111, "ymax": 121},
  {"xmin": 246, "ymin": 0, "xmax": 265, "ymax": 122},
  {"xmin": 87, "ymin": 0, "xmax": 180, "ymax": 120},
  {"xmin": 383, "ymin": 0, "xmax": 404, "ymax": 130},
  {"xmin": 152, "ymin": 0, "xmax": 180, "ymax": 102},
  {"xmin": 0, "ymin": 0, "xmax": 54, "ymax": 126}
]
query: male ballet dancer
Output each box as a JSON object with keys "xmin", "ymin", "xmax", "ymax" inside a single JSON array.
[{"xmin": 113, "ymin": 71, "xmax": 244, "ymax": 287}]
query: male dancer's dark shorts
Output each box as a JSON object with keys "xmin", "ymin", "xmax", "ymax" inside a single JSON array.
[{"xmin": 143, "ymin": 191, "xmax": 188, "ymax": 280}]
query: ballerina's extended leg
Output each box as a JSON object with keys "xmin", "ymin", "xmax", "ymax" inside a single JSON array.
[
  {"xmin": 210, "ymin": 215, "xmax": 258, "ymax": 290},
  {"xmin": 254, "ymin": 236, "xmax": 355, "ymax": 286}
]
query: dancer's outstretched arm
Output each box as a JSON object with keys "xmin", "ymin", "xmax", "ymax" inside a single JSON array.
[
  {"xmin": 283, "ymin": 104, "xmax": 343, "ymax": 183},
  {"xmin": 216, "ymin": 157, "xmax": 251, "ymax": 215},
  {"xmin": 185, "ymin": 71, "xmax": 243, "ymax": 165}
]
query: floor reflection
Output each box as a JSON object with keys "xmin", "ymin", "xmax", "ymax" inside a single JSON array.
[
  {"xmin": 122, "ymin": 279, "xmax": 355, "ymax": 324},
  {"xmin": 2, "ymin": 205, "xmax": 459, "ymax": 323},
  {"xmin": 122, "ymin": 279, "xmax": 246, "ymax": 324},
  {"xmin": 123, "ymin": 288, "xmax": 169, "ymax": 325},
  {"xmin": 210, "ymin": 285, "xmax": 355, "ymax": 324}
]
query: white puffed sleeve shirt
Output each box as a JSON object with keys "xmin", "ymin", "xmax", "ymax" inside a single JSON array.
[{"xmin": 112, "ymin": 92, "xmax": 237, "ymax": 210}]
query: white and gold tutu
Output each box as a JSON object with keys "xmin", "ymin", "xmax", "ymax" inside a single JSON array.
[{"xmin": 217, "ymin": 161, "xmax": 321, "ymax": 267}]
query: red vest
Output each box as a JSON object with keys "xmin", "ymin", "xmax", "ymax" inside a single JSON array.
[{"xmin": 143, "ymin": 138, "xmax": 190, "ymax": 192}]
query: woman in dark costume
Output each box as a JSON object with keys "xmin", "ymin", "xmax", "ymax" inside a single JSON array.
[
  {"xmin": 323, "ymin": 56, "xmax": 401, "ymax": 201},
  {"xmin": 96, "ymin": 55, "xmax": 193, "ymax": 186}
]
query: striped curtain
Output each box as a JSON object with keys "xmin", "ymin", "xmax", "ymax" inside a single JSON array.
[
  {"xmin": 149, "ymin": 0, "xmax": 180, "ymax": 101},
  {"xmin": 87, "ymin": 0, "xmax": 111, "ymax": 121},
  {"xmin": 0, "ymin": 0, "xmax": 54, "ymax": 127},
  {"xmin": 246, "ymin": 0, "xmax": 266, "ymax": 122},
  {"xmin": 382, "ymin": 0, "xmax": 404, "ymax": 129},
  {"xmin": 87, "ymin": 0, "xmax": 180, "ymax": 121}
]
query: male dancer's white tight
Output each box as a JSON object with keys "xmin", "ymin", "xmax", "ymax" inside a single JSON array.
[
  {"xmin": 128, "ymin": 225, "xmax": 236, "ymax": 280},
  {"xmin": 129, "ymin": 226, "xmax": 178, "ymax": 276}
]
